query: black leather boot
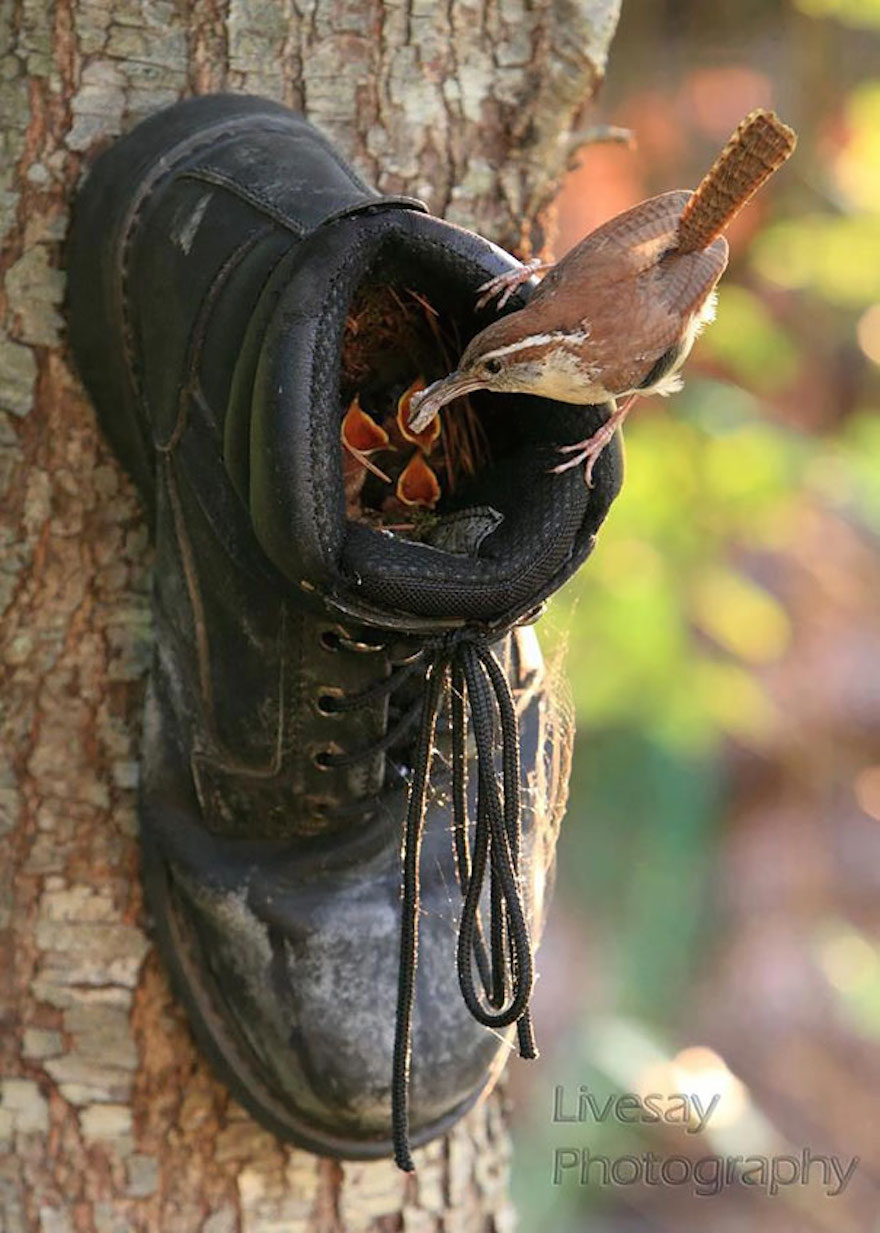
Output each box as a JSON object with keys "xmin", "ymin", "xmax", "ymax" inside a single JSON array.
[{"xmin": 67, "ymin": 94, "xmax": 622, "ymax": 1167}]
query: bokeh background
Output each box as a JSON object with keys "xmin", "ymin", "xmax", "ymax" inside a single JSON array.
[{"xmin": 508, "ymin": 0, "xmax": 880, "ymax": 1229}]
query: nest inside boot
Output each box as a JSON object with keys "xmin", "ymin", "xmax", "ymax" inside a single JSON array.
[{"xmin": 339, "ymin": 284, "xmax": 491, "ymax": 541}]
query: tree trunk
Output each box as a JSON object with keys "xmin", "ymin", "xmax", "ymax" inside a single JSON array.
[{"xmin": 0, "ymin": 2, "xmax": 618, "ymax": 1229}]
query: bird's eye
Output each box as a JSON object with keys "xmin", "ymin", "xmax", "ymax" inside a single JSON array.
[{"xmin": 484, "ymin": 358, "xmax": 503, "ymax": 375}]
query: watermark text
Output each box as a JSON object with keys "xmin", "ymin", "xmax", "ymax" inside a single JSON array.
[{"xmin": 551, "ymin": 1148, "xmax": 859, "ymax": 1198}]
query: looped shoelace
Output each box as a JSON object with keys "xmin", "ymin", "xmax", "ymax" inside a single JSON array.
[
  {"xmin": 390, "ymin": 629, "xmax": 536, "ymax": 1172},
  {"xmin": 315, "ymin": 627, "xmax": 536, "ymax": 1170}
]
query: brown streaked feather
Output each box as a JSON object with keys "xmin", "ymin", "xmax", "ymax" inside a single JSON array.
[
  {"xmin": 463, "ymin": 207, "xmax": 728, "ymax": 394},
  {"xmin": 436, "ymin": 109, "xmax": 797, "ymax": 414},
  {"xmin": 600, "ymin": 237, "xmax": 729, "ymax": 394},
  {"xmin": 532, "ymin": 191, "xmax": 691, "ymax": 301},
  {"xmin": 656, "ymin": 237, "xmax": 729, "ymax": 317},
  {"xmin": 677, "ymin": 110, "xmax": 796, "ymax": 255}
]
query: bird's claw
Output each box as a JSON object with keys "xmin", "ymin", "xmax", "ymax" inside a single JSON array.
[
  {"xmin": 550, "ymin": 394, "xmax": 634, "ymax": 487},
  {"xmin": 550, "ymin": 426, "xmax": 616, "ymax": 488},
  {"xmin": 475, "ymin": 259, "xmax": 549, "ymax": 311}
]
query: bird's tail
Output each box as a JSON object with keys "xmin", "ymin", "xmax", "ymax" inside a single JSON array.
[{"xmin": 676, "ymin": 110, "xmax": 797, "ymax": 255}]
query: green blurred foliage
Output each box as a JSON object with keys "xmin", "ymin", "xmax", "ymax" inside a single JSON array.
[
  {"xmin": 752, "ymin": 214, "xmax": 880, "ymax": 304},
  {"xmin": 793, "ymin": 0, "xmax": 880, "ymax": 29},
  {"xmin": 752, "ymin": 77, "xmax": 880, "ymax": 303},
  {"xmin": 560, "ymin": 730, "xmax": 721, "ymax": 1013},
  {"xmin": 549, "ymin": 391, "xmax": 807, "ymax": 754},
  {"xmin": 834, "ymin": 80, "xmax": 880, "ymax": 209},
  {"xmin": 701, "ymin": 285, "xmax": 800, "ymax": 393},
  {"xmin": 514, "ymin": 0, "xmax": 880, "ymax": 1223},
  {"xmin": 812, "ymin": 409, "xmax": 880, "ymax": 530},
  {"xmin": 545, "ymin": 0, "xmax": 880, "ymax": 755},
  {"xmin": 815, "ymin": 922, "xmax": 880, "ymax": 1037}
]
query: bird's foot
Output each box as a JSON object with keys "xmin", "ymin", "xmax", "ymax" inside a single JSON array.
[
  {"xmin": 551, "ymin": 397, "xmax": 635, "ymax": 488},
  {"xmin": 551, "ymin": 430, "xmax": 614, "ymax": 488},
  {"xmin": 475, "ymin": 259, "xmax": 553, "ymax": 311}
]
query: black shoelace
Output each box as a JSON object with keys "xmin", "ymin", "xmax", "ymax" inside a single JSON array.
[{"xmin": 320, "ymin": 627, "xmax": 536, "ymax": 1171}]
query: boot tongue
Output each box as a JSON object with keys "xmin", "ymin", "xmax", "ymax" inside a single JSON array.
[{"xmin": 422, "ymin": 507, "xmax": 504, "ymax": 556}]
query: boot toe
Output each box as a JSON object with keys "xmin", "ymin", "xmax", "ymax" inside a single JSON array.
[{"xmin": 150, "ymin": 799, "xmax": 508, "ymax": 1157}]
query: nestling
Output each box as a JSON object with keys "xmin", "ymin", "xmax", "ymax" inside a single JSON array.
[{"xmin": 408, "ymin": 109, "xmax": 797, "ymax": 484}]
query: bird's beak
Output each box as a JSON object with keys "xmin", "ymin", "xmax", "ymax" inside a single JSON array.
[{"xmin": 407, "ymin": 371, "xmax": 486, "ymax": 434}]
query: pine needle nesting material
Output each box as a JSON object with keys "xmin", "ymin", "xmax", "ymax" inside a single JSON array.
[{"xmin": 339, "ymin": 285, "xmax": 491, "ymax": 536}]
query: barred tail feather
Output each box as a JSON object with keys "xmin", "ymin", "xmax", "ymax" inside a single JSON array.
[{"xmin": 676, "ymin": 110, "xmax": 796, "ymax": 255}]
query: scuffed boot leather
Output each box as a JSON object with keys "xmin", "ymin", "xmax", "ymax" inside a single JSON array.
[{"xmin": 67, "ymin": 94, "xmax": 622, "ymax": 1163}]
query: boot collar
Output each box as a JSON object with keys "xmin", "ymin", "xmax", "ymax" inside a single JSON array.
[{"xmin": 242, "ymin": 208, "xmax": 622, "ymax": 634}]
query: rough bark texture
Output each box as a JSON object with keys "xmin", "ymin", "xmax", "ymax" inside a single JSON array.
[{"xmin": 0, "ymin": 2, "xmax": 619, "ymax": 1229}]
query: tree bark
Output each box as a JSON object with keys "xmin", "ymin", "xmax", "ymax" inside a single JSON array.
[{"xmin": 0, "ymin": 2, "xmax": 618, "ymax": 1229}]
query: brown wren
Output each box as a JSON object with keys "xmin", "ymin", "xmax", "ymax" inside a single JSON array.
[{"xmin": 408, "ymin": 110, "xmax": 797, "ymax": 484}]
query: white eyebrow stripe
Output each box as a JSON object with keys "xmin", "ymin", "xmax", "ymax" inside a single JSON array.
[{"xmin": 480, "ymin": 328, "xmax": 592, "ymax": 363}]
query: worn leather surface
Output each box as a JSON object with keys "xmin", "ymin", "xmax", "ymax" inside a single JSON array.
[{"xmin": 66, "ymin": 94, "xmax": 613, "ymax": 1155}]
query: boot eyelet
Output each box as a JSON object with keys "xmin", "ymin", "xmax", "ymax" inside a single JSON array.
[
  {"xmin": 304, "ymin": 795, "xmax": 336, "ymax": 819},
  {"xmin": 314, "ymin": 687, "xmax": 344, "ymax": 717},
  {"xmin": 310, "ymin": 742, "xmax": 342, "ymax": 770},
  {"xmin": 319, "ymin": 625, "xmax": 385, "ymax": 655},
  {"xmin": 389, "ymin": 645, "xmax": 425, "ymax": 668},
  {"xmin": 340, "ymin": 634, "xmax": 386, "ymax": 654}
]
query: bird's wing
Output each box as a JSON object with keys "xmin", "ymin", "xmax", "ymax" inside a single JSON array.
[
  {"xmin": 529, "ymin": 231, "xmax": 728, "ymax": 396},
  {"xmin": 462, "ymin": 191, "xmax": 728, "ymax": 396},
  {"xmin": 531, "ymin": 191, "xmax": 692, "ymax": 311},
  {"xmin": 656, "ymin": 237, "xmax": 729, "ymax": 320}
]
